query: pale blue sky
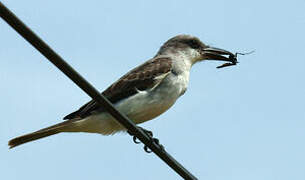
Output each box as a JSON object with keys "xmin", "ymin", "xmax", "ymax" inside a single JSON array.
[{"xmin": 1, "ymin": 0, "xmax": 305, "ymax": 179}]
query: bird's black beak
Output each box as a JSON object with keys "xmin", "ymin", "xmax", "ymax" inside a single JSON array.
[{"xmin": 202, "ymin": 46, "xmax": 235, "ymax": 63}]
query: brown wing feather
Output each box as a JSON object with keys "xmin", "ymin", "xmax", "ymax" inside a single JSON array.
[{"xmin": 63, "ymin": 57, "xmax": 172, "ymax": 120}]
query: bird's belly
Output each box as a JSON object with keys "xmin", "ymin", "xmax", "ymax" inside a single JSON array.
[
  {"xmin": 116, "ymin": 89, "xmax": 178, "ymax": 124},
  {"xmin": 75, "ymin": 92, "xmax": 176, "ymax": 135},
  {"xmin": 128, "ymin": 97, "xmax": 175, "ymax": 124},
  {"xmin": 73, "ymin": 75, "xmax": 186, "ymax": 135}
]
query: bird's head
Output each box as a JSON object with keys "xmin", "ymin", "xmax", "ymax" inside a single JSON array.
[{"xmin": 157, "ymin": 35, "xmax": 235, "ymax": 66}]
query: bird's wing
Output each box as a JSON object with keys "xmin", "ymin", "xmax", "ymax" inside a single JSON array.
[{"xmin": 63, "ymin": 57, "xmax": 172, "ymax": 120}]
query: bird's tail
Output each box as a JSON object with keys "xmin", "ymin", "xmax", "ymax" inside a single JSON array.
[{"xmin": 8, "ymin": 120, "xmax": 75, "ymax": 149}]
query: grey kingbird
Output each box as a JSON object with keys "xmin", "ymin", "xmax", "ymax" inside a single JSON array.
[{"xmin": 9, "ymin": 35, "xmax": 236, "ymax": 148}]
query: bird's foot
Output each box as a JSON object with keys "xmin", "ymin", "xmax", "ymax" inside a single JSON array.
[
  {"xmin": 127, "ymin": 126, "xmax": 164, "ymax": 153},
  {"xmin": 129, "ymin": 127, "xmax": 153, "ymax": 144},
  {"xmin": 144, "ymin": 137, "xmax": 164, "ymax": 153}
]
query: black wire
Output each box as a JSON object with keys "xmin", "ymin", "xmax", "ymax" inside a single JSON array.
[{"xmin": 0, "ymin": 2, "xmax": 198, "ymax": 180}]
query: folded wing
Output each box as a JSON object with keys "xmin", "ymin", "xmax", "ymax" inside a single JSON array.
[{"xmin": 63, "ymin": 57, "xmax": 172, "ymax": 120}]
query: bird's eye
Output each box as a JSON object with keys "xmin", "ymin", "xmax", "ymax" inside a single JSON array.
[{"xmin": 186, "ymin": 39, "xmax": 200, "ymax": 49}]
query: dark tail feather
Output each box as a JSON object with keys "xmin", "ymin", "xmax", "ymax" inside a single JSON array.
[
  {"xmin": 9, "ymin": 129, "xmax": 59, "ymax": 149},
  {"xmin": 9, "ymin": 120, "xmax": 74, "ymax": 149}
]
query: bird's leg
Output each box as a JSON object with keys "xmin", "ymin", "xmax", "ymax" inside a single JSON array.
[
  {"xmin": 127, "ymin": 126, "xmax": 164, "ymax": 153},
  {"xmin": 138, "ymin": 127, "xmax": 164, "ymax": 153},
  {"xmin": 127, "ymin": 126, "xmax": 151, "ymax": 144}
]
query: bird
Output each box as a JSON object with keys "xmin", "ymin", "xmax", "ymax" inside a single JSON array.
[{"xmin": 9, "ymin": 34, "xmax": 235, "ymax": 149}]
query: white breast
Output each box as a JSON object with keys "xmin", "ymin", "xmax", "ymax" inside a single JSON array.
[{"xmin": 116, "ymin": 74, "xmax": 185, "ymax": 124}]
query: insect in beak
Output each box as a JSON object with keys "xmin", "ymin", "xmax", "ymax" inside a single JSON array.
[
  {"xmin": 216, "ymin": 51, "xmax": 254, "ymax": 68},
  {"xmin": 202, "ymin": 46, "xmax": 254, "ymax": 68}
]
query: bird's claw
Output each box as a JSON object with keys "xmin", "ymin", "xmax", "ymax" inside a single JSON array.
[
  {"xmin": 140, "ymin": 127, "xmax": 153, "ymax": 137},
  {"xmin": 128, "ymin": 127, "xmax": 152, "ymax": 143},
  {"xmin": 144, "ymin": 138, "xmax": 164, "ymax": 153},
  {"xmin": 133, "ymin": 136, "xmax": 140, "ymax": 144},
  {"xmin": 128, "ymin": 126, "xmax": 164, "ymax": 153}
]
